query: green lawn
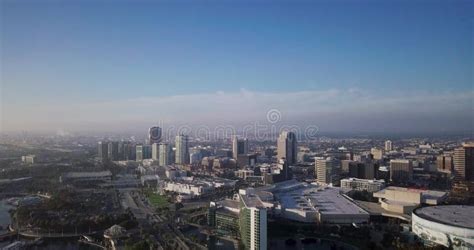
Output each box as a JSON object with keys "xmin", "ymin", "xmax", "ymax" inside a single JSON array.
[{"xmin": 146, "ymin": 191, "xmax": 169, "ymax": 208}]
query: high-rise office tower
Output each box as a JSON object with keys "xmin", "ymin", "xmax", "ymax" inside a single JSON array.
[
  {"xmin": 122, "ymin": 142, "xmax": 134, "ymax": 160},
  {"xmin": 453, "ymin": 143, "xmax": 474, "ymax": 182},
  {"xmin": 341, "ymin": 160, "xmax": 353, "ymax": 173},
  {"xmin": 136, "ymin": 144, "xmax": 144, "ymax": 161},
  {"xmin": 98, "ymin": 141, "xmax": 109, "ymax": 161},
  {"xmin": 175, "ymin": 134, "xmax": 189, "ymax": 165},
  {"xmin": 118, "ymin": 141, "xmax": 130, "ymax": 161},
  {"xmin": 143, "ymin": 145, "xmax": 151, "ymax": 159},
  {"xmin": 277, "ymin": 131, "xmax": 297, "ymax": 165},
  {"xmin": 351, "ymin": 157, "xmax": 378, "ymax": 180},
  {"xmin": 239, "ymin": 189, "xmax": 267, "ymax": 250},
  {"xmin": 232, "ymin": 135, "xmax": 249, "ymax": 159},
  {"xmin": 370, "ymin": 147, "xmax": 384, "ymax": 160},
  {"xmin": 437, "ymin": 155, "xmax": 453, "ymax": 174},
  {"xmin": 277, "ymin": 158, "xmax": 291, "ymax": 181},
  {"xmin": 148, "ymin": 126, "xmax": 162, "ymax": 145},
  {"xmin": 159, "ymin": 142, "xmax": 171, "ymax": 166},
  {"xmin": 385, "ymin": 140, "xmax": 393, "ymax": 151},
  {"xmin": 385, "ymin": 140, "xmax": 393, "ymax": 152},
  {"xmin": 190, "ymin": 149, "xmax": 203, "ymax": 165},
  {"xmin": 349, "ymin": 161, "xmax": 364, "ymax": 178},
  {"xmin": 124, "ymin": 141, "xmax": 133, "ymax": 160},
  {"xmin": 348, "ymin": 160, "xmax": 377, "ymax": 180},
  {"xmin": 118, "ymin": 141, "xmax": 125, "ymax": 160},
  {"xmin": 136, "ymin": 144, "xmax": 151, "ymax": 161},
  {"xmin": 108, "ymin": 141, "xmax": 119, "ymax": 161},
  {"xmin": 237, "ymin": 154, "xmax": 258, "ymax": 168},
  {"xmin": 315, "ymin": 158, "xmax": 334, "ymax": 184},
  {"xmin": 117, "ymin": 141, "xmax": 132, "ymax": 160},
  {"xmin": 152, "ymin": 143, "xmax": 159, "ymax": 161},
  {"xmin": 390, "ymin": 159, "xmax": 413, "ymax": 182},
  {"xmin": 363, "ymin": 160, "xmax": 376, "ymax": 179}
]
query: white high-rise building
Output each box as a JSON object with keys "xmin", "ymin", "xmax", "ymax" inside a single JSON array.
[
  {"xmin": 277, "ymin": 131, "xmax": 297, "ymax": 164},
  {"xmin": 152, "ymin": 143, "xmax": 159, "ymax": 161},
  {"xmin": 316, "ymin": 158, "xmax": 334, "ymax": 184},
  {"xmin": 159, "ymin": 143, "xmax": 171, "ymax": 167},
  {"xmin": 175, "ymin": 134, "xmax": 189, "ymax": 165},
  {"xmin": 136, "ymin": 144, "xmax": 144, "ymax": 162},
  {"xmin": 136, "ymin": 144, "xmax": 151, "ymax": 161},
  {"xmin": 239, "ymin": 189, "xmax": 267, "ymax": 250},
  {"xmin": 371, "ymin": 147, "xmax": 384, "ymax": 160},
  {"xmin": 385, "ymin": 140, "xmax": 393, "ymax": 151}
]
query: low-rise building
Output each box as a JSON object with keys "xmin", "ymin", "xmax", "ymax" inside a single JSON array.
[
  {"xmin": 271, "ymin": 181, "xmax": 369, "ymax": 224},
  {"xmin": 208, "ymin": 200, "xmax": 240, "ymax": 237},
  {"xmin": 233, "ymin": 180, "xmax": 369, "ymax": 224},
  {"xmin": 164, "ymin": 181, "xmax": 213, "ymax": 197},
  {"xmin": 60, "ymin": 171, "xmax": 112, "ymax": 184},
  {"xmin": 21, "ymin": 155, "xmax": 36, "ymax": 164},
  {"xmin": 164, "ymin": 177, "xmax": 237, "ymax": 198},
  {"xmin": 235, "ymin": 169, "xmax": 254, "ymax": 180},
  {"xmin": 340, "ymin": 178, "xmax": 385, "ymax": 193},
  {"xmin": 140, "ymin": 175, "xmax": 160, "ymax": 187},
  {"xmin": 165, "ymin": 167, "xmax": 187, "ymax": 180},
  {"xmin": 373, "ymin": 186, "xmax": 447, "ymax": 214},
  {"xmin": 0, "ymin": 177, "xmax": 32, "ymax": 186}
]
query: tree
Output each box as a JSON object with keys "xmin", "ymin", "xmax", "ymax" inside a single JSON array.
[{"xmin": 382, "ymin": 233, "xmax": 394, "ymax": 247}]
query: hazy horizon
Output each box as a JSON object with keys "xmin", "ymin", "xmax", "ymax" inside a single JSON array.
[{"xmin": 1, "ymin": 1, "xmax": 473, "ymax": 134}]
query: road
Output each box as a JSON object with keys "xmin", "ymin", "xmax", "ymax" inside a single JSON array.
[
  {"xmin": 17, "ymin": 230, "xmax": 99, "ymax": 239},
  {"xmin": 118, "ymin": 188, "xmax": 199, "ymax": 249},
  {"xmin": 133, "ymin": 191, "xmax": 164, "ymax": 223}
]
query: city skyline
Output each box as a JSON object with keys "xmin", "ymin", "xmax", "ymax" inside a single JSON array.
[
  {"xmin": 1, "ymin": 1, "xmax": 474, "ymax": 249},
  {"xmin": 1, "ymin": 0, "xmax": 473, "ymax": 133}
]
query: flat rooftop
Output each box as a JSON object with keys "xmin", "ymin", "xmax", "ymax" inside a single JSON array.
[
  {"xmin": 216, "ymin": 207, "xmax": 239, "ymax": 217},
  {"xmin": 414, "ymin": 205, "xmax": 474, "ymax": 229},
  {"xmin": 0, "ymin": 177, "xmax": 32, "ymax": 184},
  {"xmin": 354, "ymin": 200, "xmax": 411, "ymax": 221},
  {"xmin": 375, "ymin": 186, "xmax": 446, "ymax": 199},
  {"xmin": 390, "ymin": 159, "xmax": 410, "ymax": 163},
  {"xmin": 342, "ymin": 178, "xmax": 385, "ymax": 184},
  {"xmin": 240, "ymin": 194, "xmax": 264, "ymax": 209},
  {"xmin": 310, "ymin": 188, "xmax": 368, "ymax": 215},
  {"xmin": 275, "ymin": 183, "xmax": 368, "ymax": 216},
  {"xmin": 382, "ymin": 199, "xmax": 417, "ymax": 206},
  {"xmin": 171, "ymin": 177, "xmax": 237, "ymax": 187},
  {"xmin": 220, "ymin": 199, "xmax": 239, "ymax": 210},
  {"xmin": 62, "ymin": 171, "xmax": 112, "ymax": 178}
]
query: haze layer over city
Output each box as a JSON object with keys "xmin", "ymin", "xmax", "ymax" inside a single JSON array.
[{"xmin": 0, "ymin": 1, "xmax": 473, "ymax": 250}]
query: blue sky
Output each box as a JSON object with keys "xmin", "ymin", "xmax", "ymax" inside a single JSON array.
[{"xmin": 1, "ymin": 0, "xmax": 473, "ymax": 133}]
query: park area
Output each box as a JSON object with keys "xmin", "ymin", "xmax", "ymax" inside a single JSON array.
[{"xmin": 145, "ymin": 190, "xmax": 169, "ymax": 208}]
